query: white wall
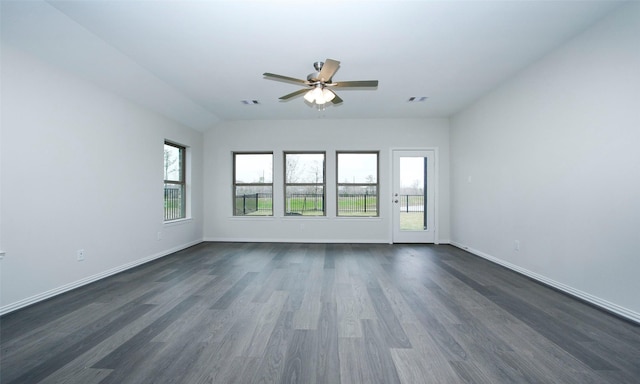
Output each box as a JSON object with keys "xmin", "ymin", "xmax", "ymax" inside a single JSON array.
[
  {"xmin": 203, "ymin": 119, "xmax": 450, "ymax": 243},
  {"xmin": 450, "ymin": 3, "xmax": 640, "ymax": 321},
  {"xmin": 0, "ymin": 44, "xmax": 204, "ymax": 313}
]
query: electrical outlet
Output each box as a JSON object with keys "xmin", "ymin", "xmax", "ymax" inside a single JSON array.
[
  {"xmin": 157, "ymin": 231, "xmax": 162, "ymax": 241},
  {"xmin": 514, "ymin": 240, "xmax": 520, "ymax": 252},
  {"xmin": 77, "ymin": 249, "xmax": 85, "ymax": 261}
]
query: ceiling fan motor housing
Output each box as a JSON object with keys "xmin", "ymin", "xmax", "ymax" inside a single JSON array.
[
  {"xmin": 307, "ymin": 61, "xmax": 325, "ymax": 82},
  {"xmin": 307, "ymin": 72, "xmax": 322, "ymax": 82}
]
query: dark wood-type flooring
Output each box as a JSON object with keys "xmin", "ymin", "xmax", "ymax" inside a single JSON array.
[{"xmin": 2, "ymin": 242, "xmax": 639, "ymax": 383}]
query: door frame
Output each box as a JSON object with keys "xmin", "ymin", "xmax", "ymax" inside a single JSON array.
[{"xmin": 390, "ymin": 148, "xmax": 439, "ymax": 244}]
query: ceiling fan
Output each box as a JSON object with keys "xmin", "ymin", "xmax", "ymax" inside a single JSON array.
[{"xmin": 263, "ymin": 59, "xmax": 378, "ymax": 107}]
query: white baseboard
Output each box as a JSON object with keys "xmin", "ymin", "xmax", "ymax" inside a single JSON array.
[
  {"xmin": 202, "ymin": 237, "xmax": 391, "ymax": 244},
  {"xmin": 0, "ymin": 239, "xmax": 202, "ymax": 316},
  {"xmin": 203, "ymin": 237, "xmax": 451, "ymax": 245},
  {"xmin": 450, "ymin": 241, "xmax": 640, "ymax": 325}
]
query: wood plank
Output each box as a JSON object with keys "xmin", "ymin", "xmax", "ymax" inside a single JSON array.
[
  {"xmin": 336, "ymin": 283, "xmax": 363, "ymax": 338},
  {"xmin": 315, "ymin": 301, "xmax": 340, "ymax": 383},
  {"xmin": 242, "ymin": 290, "xmax": 289, "ymax": 357},
  {"xmin": 92, "ymin": 296, "xmax": 200, "ymax": 369},
  {"xmin": 396, "ymin": 284, "xmax": 469, "ymax": 361},
  {"xmin": 361, "ymin": 319, "xmax": 402, "ymax": 384},
  {"xmin": 390, "ymin": 322, "xmax": 460, "ymax": 384},
  {"xmin": 448, "ymin": 360, "xmax": 495, "ymax": 384},
  {"xmin": 367, "ymin": 284, "xmax": 412, "ymax": 348},
  {"xmin": 251, "ymin": 309, "xmax": 295, "ymax": 383},
  {"xmin": 293, "ymin": 254, "xmax": 324, "ymax": 330},
  {"xmin": 338, "ymin": 337, "xmax": 373, "ymax": 384},
  {"xmin": 210, "ymin": 272, "xmax": 259, "ymax": 310},
  {"xmin": 38, "ymin": 366, "xmax": 113, "ymax": 384},
  {"xmin": 350, "ymin": 275, "xmax": 377, "ymax": 319},
  {"xmin": 281, "ymin": 330, "xmax": 318, "ymax": 384}
]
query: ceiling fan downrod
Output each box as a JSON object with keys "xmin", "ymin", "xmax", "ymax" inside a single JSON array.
[{"xmin": 308, "ymin": 61, "xmax": 325, "ymax": 83}]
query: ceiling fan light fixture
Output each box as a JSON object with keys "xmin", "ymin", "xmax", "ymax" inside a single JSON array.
[
  {"xmin": 312, "ymin": 86, "xmax": 324, "ymax": 102},
  {"xmin": 305, "ymin": 86, "xmax": 331, "ymax": 105},
  {"xmin": 303, "ymin": 90, "xmax": 315, "ymax": 103},
  {"xmin": 322, "ymin": 88, "xmax": 335, "ymax": 103}
]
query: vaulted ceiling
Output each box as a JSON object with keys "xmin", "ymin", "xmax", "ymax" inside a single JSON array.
[{"xmin": 1, "ymin": 1, "xmax": 625, "ymax": 131}]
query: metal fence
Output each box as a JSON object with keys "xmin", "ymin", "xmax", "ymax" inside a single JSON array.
[
  {"xmin": 234, "ymin": 193, "xmax": 274, "ymax": 215},
  {"xmin": 235, "ymin": 193, "xmax": 260, "ymax": 215},
  {"xmin": 338, "ymin": 193, "xmax": 377, "ymax": 214},
  {"xmin": 233, "ymin": 193, "xmax": 423, "ymax": 215},
  {"xmin": 286, "ymin": 193, "xmax": 324, "ymax": 215},
  {"xmin": 398, "ymin": 194, "xmax": 425, "ymax": 212},
  {"xmin": 164, "ymin": 185, "xmax": 185, "ymax": 220}
]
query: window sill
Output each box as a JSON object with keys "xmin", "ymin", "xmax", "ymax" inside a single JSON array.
[
  {"xmin": 229, "ymin": 216, "xmax": 329, "ymax": 220},
  {"xmin": 335, "ymin": 216, "xmax": 381, "ymax": 220},
  {"xmin": 164, "ymin": 217, "xmax": 193, "ymax": 227},
  {"xmin": 228, "ymin": 216, "xmax": 381, "ymax": 220}
]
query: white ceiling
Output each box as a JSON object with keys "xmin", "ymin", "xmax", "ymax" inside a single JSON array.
[{"xmin": 1, "ymin": 0, "xmax": 626, "ymax": 131}]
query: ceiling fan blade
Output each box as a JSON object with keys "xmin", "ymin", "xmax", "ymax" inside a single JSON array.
[
  {"xmin": 279, "ymin": 88, "xmax": 308, "ymax": 100},
  {"xmin": 318, "ymin": 59, "xmax": 340, "ymax": 82},
  {"xmin": 331, "ymin": 93, "xmax": 343, "ymax": 104},
  {"xmin": 333, "ymin": 80, "xmax": 379, "ymax": 88},
  {"xmin": 263, "ymin": 73, "xmax": 309, "ymax": 85}
]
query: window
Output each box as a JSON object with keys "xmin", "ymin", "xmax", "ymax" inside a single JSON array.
[
  {"xmin": 234, "ymin": 153, "xmax": 273, "ymax": 216},
  {"xmin": 337, "ymin": 151, "xmax": 379, "ymax": 216},
  {"xmin": 284, "ymin": 152, "xmax": 325, "ymax": 216},
  {"xmin": 164, "ymin": 141, "xmax": 186, "ymax": 221}
]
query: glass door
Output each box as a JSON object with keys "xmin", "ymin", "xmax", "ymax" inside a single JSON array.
[{"xmin": 392, "ymin": 150, "xmax": 435, "ymax": 243}]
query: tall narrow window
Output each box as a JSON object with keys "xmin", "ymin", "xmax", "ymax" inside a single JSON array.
[
  {"xmin": 284, "ymin": 152, "xmax": 325, "ymax": 216},
  {"xmin": 337, "ymin": 151, "xmax": 379, "ymax": 217},
  {"xmin": 164, "ymin": 141, "xmax": 186, "ymax": 221},
  {"xmin": 234, "ymin": 153, "xmax": 273, "ymax": 216}
]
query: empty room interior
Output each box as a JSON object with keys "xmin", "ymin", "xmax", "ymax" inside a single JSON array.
[{"xmin": 1, "ymin": 1, "xmax": 639, "ymax": 383}]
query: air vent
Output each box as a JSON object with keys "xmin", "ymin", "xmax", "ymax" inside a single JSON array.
[
  {"xmin": 241, "ymin": 100, "xmax": 260, "ymax": 105},
  {"xmin": 408, "ymin": 97, "xmax": 428, "ymax": 102}
]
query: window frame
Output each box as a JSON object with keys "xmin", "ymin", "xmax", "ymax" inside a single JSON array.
[
  {"xmin": 233, "ymin": 152, "xmax": 274, "ymax": 216},
  {"xmin": 283, "ymin": 151, "xmax": 326, "ymax": 216},
  {"xmin": 336, "ymin": 151, "xmax": 380, "ymax": 217},
  {"xmin": 164, "ymin": 141, "xmax": 186, "ymax": 221}
]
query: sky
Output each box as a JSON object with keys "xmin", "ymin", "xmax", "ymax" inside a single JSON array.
[
  {"xmin": 234, "ymin": 153, "xmax": 380, "ymax": 184},
  {"xmin": 399, "ymin": 157, "xmax": 425, "ymax": 189}
]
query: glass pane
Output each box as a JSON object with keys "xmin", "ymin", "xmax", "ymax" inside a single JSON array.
[
  {"xmin": 235, "ymin": 154, "xmax": 273, "ymax": 183},
  {"xmin": 338, "ymin": 186, "xmax": 377, "ymax": 217},
  {"xmin": 164, "ymin": 144, "xmax": 182, "ymax": 182},
  {"xmin": 285, "ymin": 186, "xmax": 324, "ymax": 216},
  {"xmin": 337, "ymin": 153, "xmax": 377, "ymax": 183},
  {"xmin": 399, "ymin": 157, "xmax": 426, "ymax": 230},
  {"xmin": 234, "ymin": 185, "xmax": 273, "ymax": 216},
  {"xmin": 164, "ymin": 183, "xmax": 185, "ymax": 220},
  {"xmin": 286, "ymin": 153, "xmax": 324, "ymax": 183}
]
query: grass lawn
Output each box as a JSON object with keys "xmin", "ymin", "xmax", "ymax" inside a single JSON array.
[{"xmin": 400, "ymin": 212, "xmax": 425, "ymax": 230}]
